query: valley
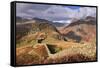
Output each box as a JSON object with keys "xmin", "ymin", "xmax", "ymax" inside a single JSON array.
[{"xmin": 16, "ymin": 16, "xmax": 97, "ymax": 65}]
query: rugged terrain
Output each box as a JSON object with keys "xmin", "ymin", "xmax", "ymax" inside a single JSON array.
[{"xmin": 16, "ymin": 16, "xmax": 97, "ymax": 65}]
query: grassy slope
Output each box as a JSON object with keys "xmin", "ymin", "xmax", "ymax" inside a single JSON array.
[
  {"xmin": 16, "ymin": 39, "xmax": 96, "ymax": 65},
  {"xmin": 16, "ymin": 19, "xmax": 96, "ymax": 65}
]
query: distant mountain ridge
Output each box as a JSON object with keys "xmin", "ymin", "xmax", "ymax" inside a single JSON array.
[
  {"xmin": 60, "ymin": 16, "xmax": 96, "ymax": 43},
  {"xmin": 16, "ymin": 17, "xmax": 68, "ymax": 27},
  {"xmin": 16, "ymin": 16, "xmax": 29, "ymax": 23},
  {"xmin": 66, "ymin": 16, "xmax": 96, "ymax": 28},
  {"xmin": 32, "ymin": 17, "xmax": 52, "ymax": 23}
]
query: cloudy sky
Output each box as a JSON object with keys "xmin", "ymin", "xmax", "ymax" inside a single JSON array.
[{"xmin": 16, "ymin": 3, "xmax": 96, "ymax": 22}]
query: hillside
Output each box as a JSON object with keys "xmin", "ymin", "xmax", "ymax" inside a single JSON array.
[
  {"xmin": 16, "ymin": 17, "xmax": 97, "ymax": 65},
  {"xmin": 60, "ymin": 16, "xmax": 96, "ymax": 43},
  {"xmin": 16, "ymin": 19, "xmax": 63, "ymax": 48}
]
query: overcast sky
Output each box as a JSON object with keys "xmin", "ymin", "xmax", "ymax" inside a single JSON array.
[{"xmin": 16, "ymin": 3, "xmax": 96, "ymax": 22}]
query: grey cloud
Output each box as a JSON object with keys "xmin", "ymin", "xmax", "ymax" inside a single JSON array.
[
  {"xmin": 16, "ymin": 3, "xmax": 51, "ymax": 17},
  {"xmin": 16, "ymin": 3, "xmax": 96, "ymax": 21}
]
